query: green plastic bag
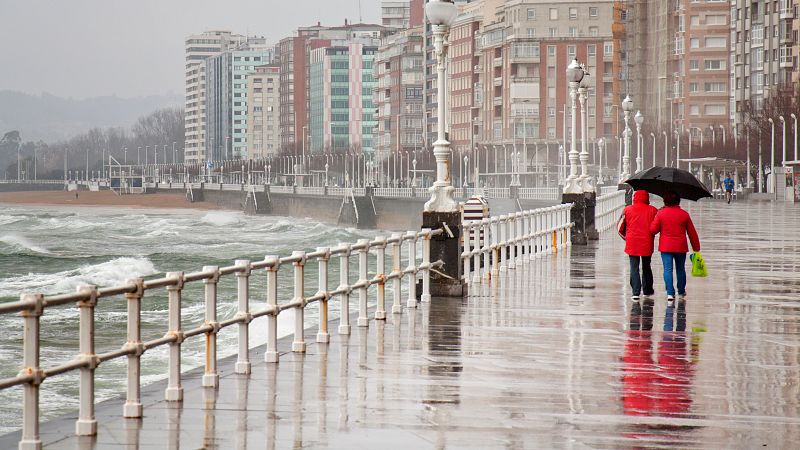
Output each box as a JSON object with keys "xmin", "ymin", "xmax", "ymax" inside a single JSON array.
[{"xmin": 690, "ymin": 252, "xmax": 708, "ymax": 277}]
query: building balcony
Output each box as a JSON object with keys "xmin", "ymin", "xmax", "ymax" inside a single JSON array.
[
  {"xmin": 509, "ymin": 54, "xmax": 540, "ymax": 64},
  {"xmin": 493, "ymin": 56, "xmax": 503, "ymax": 67},
  {"xmin": 780, "ymin": 59, "xmax": 793, "ymax": 68},
  {"xmin": 493, "ymin": 96, "xmax": 503, "ymax": 106},
  {"xmin": 780, "ymin": 9, "xmax": 794, "ymax": 20},
  {"xmin": 603, "ymin": 52, "xmax": 613, "ymax": 62},
  {"xmin": 493, "ymin": 76, "xmax": 503, "ymax": 87},
  {"xmin": 474, "ymin": 64, "xmax": 482, "ymax": 73},
  {"xmin": 780, "ymin": 34, "xmax": 794, "ymax": 45},
  {"xmin": 511, "ymin": 76, "xmax": 538, "ymax": 83}
]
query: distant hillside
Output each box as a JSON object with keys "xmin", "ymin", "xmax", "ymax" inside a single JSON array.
[{"xmin": 0, "ymin": 91, "xmax": 183, "ymax": 142}]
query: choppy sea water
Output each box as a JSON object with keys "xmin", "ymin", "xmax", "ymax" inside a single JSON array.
[{"xmin": 0, "ymin": 205, "xmax": 381, "ymax": 434}]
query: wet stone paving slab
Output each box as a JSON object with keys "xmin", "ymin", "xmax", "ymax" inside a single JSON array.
[{"xmin": 13, "ymin": 200, "xmax": 800, "ymax": 449}]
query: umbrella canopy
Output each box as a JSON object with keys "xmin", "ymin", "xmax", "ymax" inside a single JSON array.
[{"xmin": 624, "ymin": 167, "xmax": 712, "ymax": 201}]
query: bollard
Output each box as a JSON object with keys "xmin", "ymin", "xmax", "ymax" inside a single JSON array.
[
  {"xmin": 356, "ymin": 239, "xmax": 370, "ymax": 327},
  {"xmin": 405, "ymin": 231, "xmax": 418, "ymax": 308},
  {"xmin": 76, "ymin": 285, "xmax": 98, "ymax": 436},
  {"xmin": 264, "ymin": 256, "xmax": 280, "ymax": 363},
  {"xmin": 234, "ymin": 260, "xmax": 252, "ymax": 374},
  {"xmin": 420, "ymin": 230, "xmax": 432, "ymax": 302},
  {"xmin": 316, "ymin": 247, "xmax": 331, "ymax": 343},
  {"xmin": 165, "ymin": 272, "xmax": 185, "ymax": 401},
  {"xmin": 19, "ymin": 293, "xmax": 43, "ymax": 450},
  {"xmin": 337, "ymin": 243, "xmax": 352, "ymax": 335},
  {"xmin": 390, "ymin": 233, "xmax": 403, "ymax": 314},
  {"xmin": 374, "ymin": 237, "xmax": 388, "ymax": 317},
  {"xmin": 292, "ymin": 251, "xmax": 307, "ymax": 352},
  {"xmin": 202, "ymin": 267, "xmax": 220, "ymax": 387},
  {"xmin": 123, "ymin": 279, "xmax": 144, "ymax": 418}
]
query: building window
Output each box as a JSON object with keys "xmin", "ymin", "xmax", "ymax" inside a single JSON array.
[
  {"xmin": 589, "ymin": 7, "xmax": 598, "ymax": 17},
  {"xmin": 527, "ymin": 8, "xmax": 536, "ymax": 19},
  {"xmin": 568, "ymin": 27, "xmax": 577, "ymax": 37},
  {"xmin": 589, "ymin": 26, "xmax": 599, "ymax": 37},
  {"xmin": 588, "ymin": 44, "xmax": 596, "ymax": 57},
  {"xmin": 604, "ymin": 42, "xmax": 613, "ymax": 54},
  {"xmin": 569, "ymin": 7, "xmax": 578, "ymax": 19},
  {"xmin": 704, "ymin": 59, "xmax": 725, "ymax": 70},
  {"xmin": 689, "ymin": 60, "xmax": 699, "ymax": 70},
  {"xmin": 704, "ymin": 37, "xmax": 726, "ymax": 48},
  {"xmin": 568, "ymin": 45, "xmax": 576, "ymax": 58},
  {"xmin": 704, "ymin": 104, "xmax": 725, "ymax": 115},
  {"xmin": 689, "ymin": 38, "xmax": 700, "ymax": 49},
  {"xmin": 704, "ymin": 82, "xmax": 726, "ymax": 92},
  {"xmin": 689, "ymin": 83, "xmax": 698, "ymax": 93},
  {"xmin": 550, "ymin": 8, "xmax": 558, "ymax": 20},
  {"xmin": 548, "ymin": 107, "xmax": 556, "ymax": 117},
  {"xmin": 549, "ymin": 27, "xmax": 557, "ymax": 37},
  {"xmin": 548, "ymin": 45, "xmax": 556, "ymax": 57},
  {"xmin": 689, "ymin": 105, "xmax": 700, "ymax": 116}
]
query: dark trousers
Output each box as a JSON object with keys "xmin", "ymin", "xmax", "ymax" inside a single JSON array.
[{"xmin": 629, "ymin": 255, "xmax": 654, "ymax": 296}]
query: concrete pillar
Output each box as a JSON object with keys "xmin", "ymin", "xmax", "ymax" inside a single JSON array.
[
  {"xmin": 584, "ymin": 191, "xmax": 598, "ymax": 240},
  {"xmin": 422, "ymin": 210, "xmax": 467, "ymax": 297},
  {"xmin": 561, "ymin": 193, "xmax": 587, "ymax": 245}
]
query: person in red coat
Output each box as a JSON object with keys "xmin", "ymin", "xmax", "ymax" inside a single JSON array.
[
  {"xmin": 623, "ymin": 190, "xmax": 658, "ymax": 300},
  {"xmin": 650, "ymin": 191, "xmax": 701, "ymax": 303}
]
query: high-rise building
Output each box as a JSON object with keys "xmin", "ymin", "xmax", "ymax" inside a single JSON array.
[
  {"xmin": 448, "ymin": 5, "xmax": 483, "ymax": 160},
  {"xmin": 309, "ymin": 40, "xmax": 380, "ymax": 153},
  {"xmin": 473, "ymin": 1, "xmax": 617, "ymax": 150},
  {"xmin": 184, "ymin": 31, "xmax": 246, "ymax": 163},
  {"xmin": 731, "ymin": 0, "xmax": 797, "ymax": 128},
  {"xmin": 670, "ymin": 0, "xmax": 731, "ymax": 138},
  {"xmin": 381, "ymin": 0, "xmax": 424, "ymax": 29},
  {"xmin": 205, "ymin": 39, "xmax": 273, "ymax": 162},
  {"xmin": 374, "ymin": 27, "xmax": 426, "ymax": 158},
  {"xmin": 246, "ymin": 65, "xmax": 281, "ymax": 160}
]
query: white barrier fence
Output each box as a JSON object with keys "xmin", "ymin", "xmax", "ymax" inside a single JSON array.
[
  {"xmin": 0, "ymin": 229, "xmax": 442, "ymax": 449},
  {"xmin": 595, "ymin": 190, "xmax": 627, "ymax": 232},
  {"xmin": 461, "ymin": 204, "xmax": 574, "ymax": 283}
]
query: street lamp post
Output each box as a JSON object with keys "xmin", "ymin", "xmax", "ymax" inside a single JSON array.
[
  {"xmin": 674, "ymin": 130, "xmax": 681, "ymax": 169},
  {"xmin": 792, "ymin": 113, "xmax": 798, "ymax": 161},
  {"xmin": 563, "ymin": 59, "xmax": 584, "ymax": 194},
  {"xmin": 634, "ymin": 111, "xmax": 643, "ymax": 174},
  {"xmin": 596, "ymin": 138, "xmax": 605, "ymax": 186},
  {"xmin": 463, "ymin": 155, "xmax": 469, "ymax": 188},
  {"xmin": 662, "ymin": 131, "xmax": 668, "ymax": 170},
  {"xmin": 423, "ymin": 0, "xmax": 462, "ymax": 296},
  {"xmin": 650, "ymin": 132, "xmax": 656, "ymax": 168},
  {"xmin": 779, "ymin": 115, "xmax": 786, "ymax": 167},
  {"xmin": 768, "ymin": 118, "xmax": 776, "ymax": 199},
  {"xmin": 578, "ymin": 77, "xmax": 592, "ymax": 192},
  {"xmin": 620, "ymin": 95, "xmax": 633, "ymax": 182}
]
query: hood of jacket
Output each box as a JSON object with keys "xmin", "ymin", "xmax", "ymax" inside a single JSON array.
[{"xmin": 633, "ymin": 190, "xmax": 650, "ymax": 205}]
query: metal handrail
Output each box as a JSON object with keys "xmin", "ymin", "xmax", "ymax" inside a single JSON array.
[
  {"xmin": 460, "ymin": 203, "xmax": 574, "ymax": 284},
  {"xmin": 0, "ymin": 227, "xmax": 443, "ymax": 448},
  {"xmin": 594, "ymin": 190, "xmax": 626, "ymax": 232}
]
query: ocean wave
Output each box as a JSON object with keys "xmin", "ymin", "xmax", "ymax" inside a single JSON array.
[
  {"xmin": 0, "ymin": 256, "xmax": 157, "ymax": 297},
  {"xmin": 200, "ymin": 211, "xmax": 243, "ymax": 227},
  {"xmin": 0, "ymin": 234, "xmax": 52, "ymax": 255}
]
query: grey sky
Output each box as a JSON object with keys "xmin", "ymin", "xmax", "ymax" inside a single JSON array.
[{"xmin": 0, "ymin": 0, "xmax": 380, "ymax": 99}]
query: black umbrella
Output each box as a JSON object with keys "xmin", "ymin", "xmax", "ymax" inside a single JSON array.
[{"xmin": 623, "ymin": 166, "xmax": 712, "ymax": 201}]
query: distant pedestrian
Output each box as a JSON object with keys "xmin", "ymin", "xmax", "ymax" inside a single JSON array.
[
  {"xmin": 75, "ymin": 192, "xmax": 79, "ymax": 199},
  {"xmin": 723, "ymin": 174, "xmax": 735, "ymax": 204},
  {"xmin": 622, "ymin": 190, "xmax": 658, "ymax": 301},
  {"xmin": 650, "ymin": 191, "xmax": 701, "ymax": 304}
]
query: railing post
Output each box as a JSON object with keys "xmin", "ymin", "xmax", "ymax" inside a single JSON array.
[
  {"xmin": 462, "ymin": 223, "xmax": 471, "ymax": 284},
  {"xmin": 421, "ymin": 229, "xmax": 432, "ymax": 302},
  {"xmin": 405, "ymin": 231, "xmax": 418, "ymax": 308},
  {"xmin": 201, "ymin": 266, "xmax": 220, "ymax": 386},
  {"xmin": 316, "ymin": 247, "xmax": 331, "ymax": 343},
  {"xmin": 499, "ymin": 215, "xmax": 508, "ymax": 272},
  {"xmin": 373, "ymin": 237, "xmax": 388, "ymax": 318},
  {"xmin": 264, "ymin": 256, "xmax": 280, "ymax": 363},
  {"xmin": 165, "ymin": 272, "xmax": 185, "ymax": 401},
  {"xmin": 566, "ymin": 205, "xmax": 573, "ymax": 247},
  {"xmin": 76, "ymin": 285, "xmax": 99, "ymax": 436},
  {"xmin": 234, "ymin": 260, "xmax": 252, "ymax": 374},
  {"xmin": 123, "ymin": 279, "xmax": 144, "ymax": 418},
  {"xmin": 481, "ymin": 218, "xmax": 490, "ymax": 282},
  {"xmin": 292, "ymin": 251, "xmax": 307, "ymax": 352},
  {"xmin": 507, "ymin": 214, "xmax": 517, "ymax": 270},
  {"xmin": 19, "ymin": 293, "xmax": 43, "ymax": 450},
  {"xmin": 490, "ymin": 218, "xmax": 500, "ymax": 278},
  {"xmin": 472, "ymin": 221, "xmax": 482, "ymax": 284},
  {"xmin": 514, "ymin": 213, "xmax": 523, "ymax": 266},
  {"xmin": 337, "ymin": 243, "xmax": 352, "ymax": 335},
  {"xmin": 525, "ymin": 211, "xmax": 533, "ymax": 261},
  {"xmin": 356, "ymin": 239, "xmax": 370, "ymax": 327},
  {"xmin": 390, "ymin": 234, "xmax": 403, "ymax": 314}
]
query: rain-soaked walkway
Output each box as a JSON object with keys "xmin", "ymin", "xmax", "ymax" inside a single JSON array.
[{"xmin": 8, "ymin": 199, "xmax": 800, "ymax": 449}]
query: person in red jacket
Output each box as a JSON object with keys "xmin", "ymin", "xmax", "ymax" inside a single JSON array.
[
  {"xmin": 623, "ymin": 190, "xmax": 658, "ymax": 300},
  {"xmin": 650, "ymin": 191, "xmax": 701, "ymax": 303}
]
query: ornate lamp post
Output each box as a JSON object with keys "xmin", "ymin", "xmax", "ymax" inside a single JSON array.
[
  {"xmin": 620, "ymin": 95, "xmax": 633, "ymax": 182},
  {"xmin": 563, "ymin": 59, "xmax": 584, "ymax": 194},
  {"xmin": 596, "ymin": 138, "xmax": 605, "ymax": 186},
  {"xmin": 634, "ymin": 110, "xmax": 643, "ymax": 174},
  {"xmin": 463, "ymin": 155, "xmax": 469, "ymax": 188},
  {"xmin": 650, "ymin": 132, "xmax": 656, "ymax": 168},
  {"xmin": 423, "ymin": 0, "xmax": 458, "ymax": 213},
  {"xmin": 578, "ymin": 72, "xmax": 592, "ymax": 192}
]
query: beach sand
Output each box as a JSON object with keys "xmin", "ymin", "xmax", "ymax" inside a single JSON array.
[{"xmin": 0, "ymin": 190, "xmax": 221, "ymax": 210}]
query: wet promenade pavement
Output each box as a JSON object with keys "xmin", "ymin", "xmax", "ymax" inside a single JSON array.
[{"xmin": 10, "ymin": 199, "xmax": 800, "ymax": 448}]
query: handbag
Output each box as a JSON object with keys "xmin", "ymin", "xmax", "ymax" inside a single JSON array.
[{"xmin": 616, "ymin": 213, "xmax": 627, "ymax": 240}]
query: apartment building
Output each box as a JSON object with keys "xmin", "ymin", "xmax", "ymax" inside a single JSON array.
[
  {"xmin": 670, "ymin": 0, "xmax": 731, "ymax": 138},
  {"xmin": 381, "ymin": 0, "xmax": 424, "ymax": 29},
  {"xmin": 309, "ymin": 40, "xmax": 380, "ymax": 153},
  {"xmin": 184, "ymin": 31, "xmax": 245, "ymax": 163},
  {"xmin": 731, "ymin": 0, "xmax": 797, "ymax": 127},
  {"xmin": 246, "ymin": 65, "xmax": 280, "ymax": 160},
  {"xmin": 374, "ymin": 27, "xmax": 426, "ymax": 157},
  {"xmin": 474, "ymin": 0, "xmax": 617, "ymax": 148},
  {"xmin": 205, "ymin": 39, "xmax": 272, "ymax": 162}
]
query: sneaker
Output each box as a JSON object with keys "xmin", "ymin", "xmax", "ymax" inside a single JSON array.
[
  {"xmin": 631, "ymin": 295, "xmax": 640, "ymax": 302},
  {"xmin": 667, "ymin": 295, "xmax": 675, "ymax": 306},
  {"xmin": 678, "ymin": 294, "xmax": 686, "ymax": 301}
]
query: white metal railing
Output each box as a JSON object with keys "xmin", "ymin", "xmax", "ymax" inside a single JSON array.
[
  {"xmin": 327, "ymin": 187, "xmax": 349, "ymax": 197},
  {"xmin": 599, "ymin": 185, "xmax": 619, "ymax": 196},
  {"xmin": 269, "ymin": 185, "xmax": 294, "ymax": 194},
  {"xmin": 0, "ymin": 180, "xmax": 65, "ymax": 184},
  {"xmin": 0, "ymin": 229, "xmax": 443, "ymax": 448},
  {"xmin": 518, "ymin": 187, "xmax": 560, "ymax": 200},
  {"xmin": 595, "ymin": 190, "xmax": 626, "ymax": 232},
  {"xmin": 484, "ymin": 187, "xmax": 511, "ymax": 198},
  {"xmin": 461, "ymin": 204, "xmax": 573, "ymax": 283},
  {"xmin": 297, "ymin": 186, "xmax": 324, "ymax": 196},
  {"xmin": 374, "ymin": 187, "xmax": 413, "ymax": 198}
]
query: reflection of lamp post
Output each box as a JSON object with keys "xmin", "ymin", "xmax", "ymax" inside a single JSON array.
[
  {"xmin": 325, "ymin": 163, "xmax": 329, "ymax": 187},
  {"xmin": 791, "ymin": 113, "xmax": 798, "ymax": 161},
  {"xmin": 424, "ymin": 0, "xmax": 458, "ymax": 213},
  {"xmin": 563, "ymin": 59, "xmax": 584, "ymax": 194},
  {"xmin": 463, "ymin": 155, "xmax": 469, "ymax": 188},
  {"xmin": 779, "ymin": 115, "xmax": 786, "ymax": 167},
  {"xmin": 620, "ymin": 95, "xmax": 633, "ymax": 181},
  {"xmin": 267, "ymin": 164, "xmax": 271, "ymax": 185},
  {"xmin": 597, "ymin": 138, "xmax": 605, "ymax": 186},
  {"xmin": 634, "ymin": 110, "xmax": 643, "ymax": 174},
  {"xmin": 768, "ymin": 118, "xmax": 776, "ymax": 199}
]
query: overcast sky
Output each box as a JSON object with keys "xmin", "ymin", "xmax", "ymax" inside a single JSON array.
[{"xmin": 0, "ymin": 0, "xmax": 380, "ymax": 99}]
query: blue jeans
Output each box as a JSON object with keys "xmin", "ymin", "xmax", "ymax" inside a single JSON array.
[
  {"xmin": 660, "ymin": 252, "xmax": 687, "ymax": 297},
  {"xmin": 629, "ymin": 256, "xmax": 654, "ymax": 296}
]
